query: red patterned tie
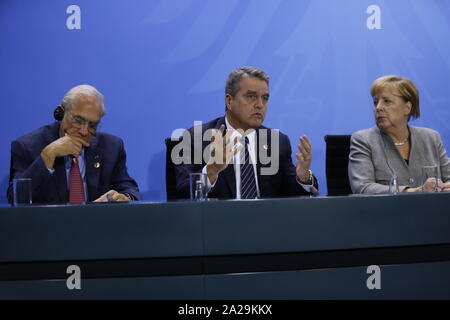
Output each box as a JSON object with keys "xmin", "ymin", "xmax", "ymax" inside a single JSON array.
[{"xmin": 69, "ymin": 157, "xmax": 85, "ymax": 204}]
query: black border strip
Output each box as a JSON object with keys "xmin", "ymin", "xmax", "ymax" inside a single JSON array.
[{"xmin": 1, "ymin": 243, "xmax": 450, "ymax": 281}]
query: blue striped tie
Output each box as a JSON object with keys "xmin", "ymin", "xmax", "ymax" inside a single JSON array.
[{"xmin": 240, "ymin": 137, "xmax": 257, "ymax": 199}]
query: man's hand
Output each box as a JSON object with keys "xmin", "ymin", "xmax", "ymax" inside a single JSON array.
[
  {"xmin": 295, "ymin": 135, "xmax": 312, "ymax": 183},
  {"xmin": 40, "ymin": 135, "xmax": 90, "ymax": 169},
  {"xmin": 206, "ymin": 125, "xmax": 241, "ymax": 184},
  {"xmin": 94, "ymin": 190, "xmax": 131, "ymax": 202}
]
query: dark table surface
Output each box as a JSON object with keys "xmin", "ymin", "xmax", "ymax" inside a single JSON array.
[{"xmin": 1, "ymin": 193, "xmax": 450, "ymax": 299}]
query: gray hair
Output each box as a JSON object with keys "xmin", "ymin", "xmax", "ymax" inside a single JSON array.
[
  {"xmin": 61, "ymin": 84, "xmax": 106, "ymax": 115},
  {"xmin": 225, "ymin": 66, "xmax": 270, "ymax": 98}
]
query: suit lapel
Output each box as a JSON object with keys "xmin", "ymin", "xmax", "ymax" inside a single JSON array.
[
  {"xmin": 54, "ymin": 157, "xmax": 68, "ymax": 203},
  {"xmin": 255, "ymin": 129, "xmax": 263, "ymax": 195},
  {"xmin": 408, "ymin": 126, "xmax": 420, "ymax": 165},
  {"xmin": 407, "ymin": 126, "xmax": 425, "ymax": 176},
  {"xmin": 255, "ymin": 126, "xmax": 271, "ymax": 198},
  {"xmin": 85, "ymin": 135, "xmax": 102, "ymax": 202},
  {"xmin": 222, "ymin": 165, "xmax": 236, "ymax": 198}
]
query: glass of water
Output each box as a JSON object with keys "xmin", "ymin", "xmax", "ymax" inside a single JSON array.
[
  {"xmin": 389, "ymin": 174, "xmax": 399, "ymax": 195},
  {"xmin": 13, "ymin": 178, "xmax": 32, "ymax": 206},
  {"xmin": 189, "ymin": 173, "xmax": 207, "ymax": 201},
  {"xmin": 421, "ymin": 165, "xmax": 439, "ymax": 192}
]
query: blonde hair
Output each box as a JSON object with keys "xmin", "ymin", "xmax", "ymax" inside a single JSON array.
[{"xmin": 371, "ymin": 75, "xmax": 420, "ymax": 120}]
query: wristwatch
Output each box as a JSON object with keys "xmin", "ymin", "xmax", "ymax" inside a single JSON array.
[{"xmin": 299, "ymin": 169, "xmax": 313, "ymax": 185}]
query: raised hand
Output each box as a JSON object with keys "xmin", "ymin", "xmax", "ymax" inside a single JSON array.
[
  {"xmin": 295, "ymin": 135, "xmax": 312, "ymax": 183},
  {"xmin": 206, "ymin": 125, "xmax": 241, "ymax": 184}
]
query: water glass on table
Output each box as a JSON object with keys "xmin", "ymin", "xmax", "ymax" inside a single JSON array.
[
  {"xmin": 189, "ymin": 173, "xmax": 207, "ymax": 201},
  {"xmin": 13, "ymin": 178, "xmax": 32, "ymax": 206},
  {"xmin": 421, "ymin": 165, "xmax": 440, "ymax": 192}
]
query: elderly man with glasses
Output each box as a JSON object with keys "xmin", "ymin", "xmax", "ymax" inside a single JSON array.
[{"xmin": 7, "ymin": 84, "xmax": 141, "ymax": 204}]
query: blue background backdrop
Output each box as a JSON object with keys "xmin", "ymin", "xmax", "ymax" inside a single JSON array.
[{"xmin": 1, "ymin": 0, "xmax": 450, "ymax": 202}]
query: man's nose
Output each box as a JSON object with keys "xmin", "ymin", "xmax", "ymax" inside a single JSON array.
[{"xmin": 255, "ymin": 97, "xmax": 264, "ymax": 109}]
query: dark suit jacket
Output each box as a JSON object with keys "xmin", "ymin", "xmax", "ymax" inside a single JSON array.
[
  {"xmin": 7, "ymin": 122, "xmax": 141, "ymax": 204},
  {"xmin": 175, "ymin": 116, "xmax": 318, "ymax": 199}
]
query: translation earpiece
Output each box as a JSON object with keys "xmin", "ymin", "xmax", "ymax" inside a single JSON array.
[{"xmin": 53, "ymin": 105, "xmax": 65, "ymax": 121}]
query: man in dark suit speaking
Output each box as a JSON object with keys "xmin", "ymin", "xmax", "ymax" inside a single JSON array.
[
  {"xmin": 7, "ymin": 84, "xmax": 141, "ymax": 204},
  {"xmin": 175, "ymin": 66, "xmax": 318, "ymax": 199}
]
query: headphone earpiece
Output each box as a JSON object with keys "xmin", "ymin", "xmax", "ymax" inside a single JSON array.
[{"xmin": 53, "ymin": 106, "xmax": 65, "ymax": 121}]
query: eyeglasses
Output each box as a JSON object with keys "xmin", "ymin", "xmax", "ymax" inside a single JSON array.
[{"xmin": 68, "ymin": 112, "xmax": 101, "ymax": 132}]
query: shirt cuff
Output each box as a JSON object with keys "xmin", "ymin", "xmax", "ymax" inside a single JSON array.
[
  {"xmin": 202, "ymin": 165, "xmax": 216, "ymax": 193},
  {"xmin": 123, "ymin": 192, "xmax": 133, "ymax": 201},
  {"xmin": 296, "ymin": 176, "xmax": 319, "ymax": 195}
]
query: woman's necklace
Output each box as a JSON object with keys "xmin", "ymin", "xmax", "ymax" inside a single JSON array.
[{"xmin": 394, "ymin": 135, "xmax": 409, "ymax": 146}]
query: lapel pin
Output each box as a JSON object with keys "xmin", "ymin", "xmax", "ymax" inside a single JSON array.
[{"xmin": 94, "ymin": 162, "xmax": 101, "ymax": 169}]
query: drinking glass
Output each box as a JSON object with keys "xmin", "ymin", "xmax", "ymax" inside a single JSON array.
[
  {"xmin": 389, "ymin": 174, "xmax": 399, "ymax": 195},
  {"xmin": 189, "ymin": 173, "xmax": 207, "ymax": 201},
  {"xmin": 13, "ymin": 178, "xmax": 32, "ymax": 206},
  {"xmin": 421, "ymin": 165, "xmax": 439, "ymax": 192}
]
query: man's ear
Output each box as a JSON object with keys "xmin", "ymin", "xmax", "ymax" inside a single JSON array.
[{"xmin": 225, "ymin": 94, "xmax": 233, "ymax": 112}]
